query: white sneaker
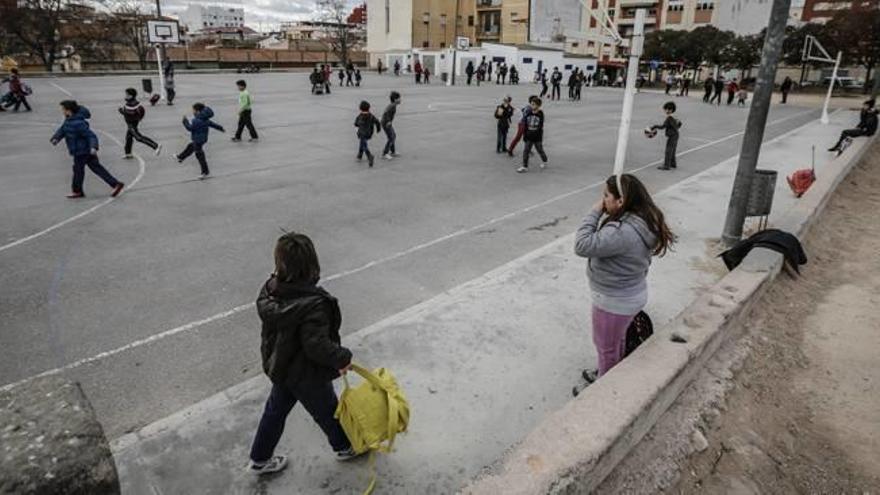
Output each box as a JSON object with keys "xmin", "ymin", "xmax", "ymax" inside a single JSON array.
[
  {"xmin": 383, "ymin": 154, "xmax": 393, "ymax": 160},
  {"xmin": 155, "ymin": 144, "xmax": 163, "ymax": 156},
  {"xmin": 249, "ymin": 455, "xmax": 288, "ymax": 475},
  {"xmin": 122, "ymin": 154, "xmax": 133, "ymax": 159},
  {"xmin": 336, "ymin": 448, "xmax": 366, "ymax": 462},
  {"xmin": 516, "ymin": 167, "xmax": 528, "ymax": 173},
  {"xmin": 198, "ymin": 173, "xmax": 209, "ymax": 180},
  {"xmin": 391, "ymin": 152, "xmax": 401, "ymax": 157},
  {"xmin": 540, "ymin": 162, "xmax": 547, "ymax": 170}
]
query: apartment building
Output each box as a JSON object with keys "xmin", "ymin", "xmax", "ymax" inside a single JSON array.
[
  {"xmin": 179, "ymin": 5, "xmax": 245, "ymax": 33},
  {"xmin": 473, "ymin": 0, "xmax": 530, "ymax": 45},
  {"xmin": 661, "ymin": 0, "xmax": 716, "ymax": 30}
]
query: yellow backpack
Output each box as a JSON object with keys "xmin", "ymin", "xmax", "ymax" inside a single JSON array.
[{"xmin": 335, "ymin": 364, "xmax": 410, "ymax": 494}]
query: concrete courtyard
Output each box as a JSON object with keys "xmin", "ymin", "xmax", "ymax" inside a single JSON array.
[{"xmin": 0, "ymin": 71, "xmax": 823, "ymax": 475}]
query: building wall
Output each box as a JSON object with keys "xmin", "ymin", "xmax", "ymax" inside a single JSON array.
[
  {"xmin": 500, "ymin": 0, "xmax": 530, "ymax": 43},
  {"xmin": 413, "ymin": 0, "xmax": 477, "ymax": 49},
  {"xmin": 179, "ymin": 5, "xmax": 245, "ymax": 32},
  {"xmin": 530, "ymin": 0, "xmax": 584, "ymax": 43},
  {"xmin": 801, "ymin": 0, "xmax": 869, "ymax": 22},
  {"xmin": 366, "ymin": 0, "xmax": 414, "ymax": 65},
  {"xmin": 661, "ymin": 0, "xmax": 718, "ymax": 30}
]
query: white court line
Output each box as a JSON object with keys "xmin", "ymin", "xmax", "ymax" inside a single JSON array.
[
  {"xmin": 0, "ymin": 127, "xmax": 147, "ymax": 254},
  {"xmin": 0, "ymin": 107, "xmax": 819, "ymax": 392},
  {"xmin": 50, "ymin": 80, "xmax": 74, "ymax": 97}
]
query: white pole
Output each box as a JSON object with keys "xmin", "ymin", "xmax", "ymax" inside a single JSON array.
[
  {"xmin": 612, "ymin": 8, "xmax": 645, "ymax": 190},
  {"xmin": 155, "ymin": 45, "xmax": 167, "ymax": 101},
  {"xmin": 821, "ymin": 50, "xmax": 841, "ymax": 125}
]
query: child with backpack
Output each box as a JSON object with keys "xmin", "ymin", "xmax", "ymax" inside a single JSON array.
[
  {"xmin": 176, "ymin": 102, "xmax": 224, "ymax": 179},
  {"xmin": 119, "ymin": 88, "xmax": 161, "ymax": 159},
  {"xmin": 495, "ymin": 95, "xmax": 514, "ymax": 153},
  {"xmin": 232, "ymin": 79, "xmax": 258, "ymax": 142},
  {"xmin": 51, "ymin": 100, "xmax": 124, "ymax": 199},
  {"xmin": 517, "ymin": 97, "xmax": 548, "ymax": 173},
  {"xmin": 248, "ymin": 232, "xmax": 361, "ymax": 475},
  {"xmin": 354, "ymin": 100, "xmax": 381, "ymax": 167},
  {"xmin": 649, "ymin": 101, "xmax": 682, "ymax": 171}
]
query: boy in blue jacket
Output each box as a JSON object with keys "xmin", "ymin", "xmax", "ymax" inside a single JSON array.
[
  {"xmin": 50, "ymin": 100, "xmax": 124, "ymax": 199},
  {"xmin": 176, "ymin": 102, "xmax": 224, "ymax": 179}
]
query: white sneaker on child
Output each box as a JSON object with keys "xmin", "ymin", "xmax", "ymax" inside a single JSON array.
[{"xmin": 249, "ymin": 456, "xmax": 288, "ymax": 475}]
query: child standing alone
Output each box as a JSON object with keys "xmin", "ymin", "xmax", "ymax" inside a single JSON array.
[
  {"xmin": 177, "ymin": 102, "xmax": 225, "ymax": 179},
  {"xmin": 517, "ymin": 97, "xmax": 548, "ymax": 173},
  {"xmin": 354, "ymin": 100, "xmax": 381, "ymax": 167},
  {"xmin": 232, "ymin": 80, "xmax": 258, "ymax": 142},
  {"xmin": 649, "ymin": 101, "xmax": 682, "ymax": 171}
]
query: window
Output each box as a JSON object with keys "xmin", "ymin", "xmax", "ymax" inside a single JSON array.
[
  {"xmin": 440, "ymin": 42, "xmax": 446, "ymax": 48},
  {"xmin": 607, "ymin": 9, "xmax": 615, "ymax": 17},
  {"xmin": 571, "ymin": 42, "xmax": 579, "ymax": 47},
  {"xmin": 422, "ymin": 41, "xmax": 429, "ymax": 47},
  {"xmin": 468, "ymin": 15, "xmax": 474, "ymax": 26},
  {"xmin": 522, "ymin": 57, "xmax": 533, "ymax": 64},
  {"xmin": 696, "ymin": 1, "xmax": 714, "ymax": 9},
  {"xmin": 564, "ymin": 64, "xmax": 573, "ymax": 70}
]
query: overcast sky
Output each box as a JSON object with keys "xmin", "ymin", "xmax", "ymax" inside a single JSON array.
[{"xmin": 155, "ymin": 0, "xmax": 355, "ymax": 30}]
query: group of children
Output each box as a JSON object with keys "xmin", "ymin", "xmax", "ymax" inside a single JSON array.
[
  {"xmin": 351, "ymin": 91, "xmax": 402, "ymax": 167},
  {"xmin": 50, "ymin": 79, "xmax": 259, "ymax": 196},
  {"xmin": 311, "ymin": 64, "xmax": 365, "ymax": 95},
  {"xmin": 0, "ymin": 68, "xmax": 32, "ymax": 112},
  {"xmin": 464, "ymin": 60, "xmax": 520, "ymax": 86}
]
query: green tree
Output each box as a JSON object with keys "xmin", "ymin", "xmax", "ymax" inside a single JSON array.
[
  {"xmin": 723, "ymin": 34, "xmax": 763, "ymax": 79},
  {"xmin": 824, "ymin": 7, "xmax": 880, "ymax": 93}
]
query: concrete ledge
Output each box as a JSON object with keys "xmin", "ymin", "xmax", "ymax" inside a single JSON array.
[
  {"xmin": 0, "ymin": 376, "xmax": 119, "ymax": 495},
  {"xmin": 464, "ymin": 134, "xmax": 876, "ymax": 494}
]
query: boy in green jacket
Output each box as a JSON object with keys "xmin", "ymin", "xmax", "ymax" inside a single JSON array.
[{"xmin": 232, "ymin": 79, "xmax": 258, "ymax": 142}]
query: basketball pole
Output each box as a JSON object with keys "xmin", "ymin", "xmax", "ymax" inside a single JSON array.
[
  {"xmin": 611, "ymin": 8, "xmax": 645, "ymax": 192},
  {"xmin": 155, "ymin": 0, "xmax": 168, "ymax": 102},
  {"xmin": 821, "ymin": 51, "xmax": 841, "ymax": 125}
]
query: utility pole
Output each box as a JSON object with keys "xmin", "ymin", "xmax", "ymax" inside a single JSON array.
[
  {"xmin": 611, "ymin": 8, "xmax": 645, "ymax": 187},
  {"xmin": 449, "ymin": 0, "xmax": 460, "ymax": 86},
  {"xmin": 721, "ymin": 0, "xmax": 792, "ymax": 247}
]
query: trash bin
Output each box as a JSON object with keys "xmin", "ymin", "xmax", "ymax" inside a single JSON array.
[
  {"xmin": 746, "ymin": 169, "xmax": 778, "ymax": 217},
  {"xmin": 142, "ymin": 78, "xmax": 152, "ymax": 94}
]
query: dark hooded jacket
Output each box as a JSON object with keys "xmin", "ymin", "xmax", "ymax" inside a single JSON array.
[
  {"xmin": 257, "ymin": 276, "xmax": 352, "ymax": 387},
  {"xmin": 183, "ymin": 106, "xmax": 224, "ymax": 144},
  {"xmin": 52, "ymin": 106, "xmax": 99, "ymax": 156},
  {"xmin": 119, "ymin": 96, "xmax": 146, "ymax": 125}
]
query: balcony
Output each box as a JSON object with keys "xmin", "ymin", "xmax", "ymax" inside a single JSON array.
[
  {"xmin": 618, "ymin": 0, "xmax": 658, "ymax": 6},
  {"xmin": 477, "ymin": 26, "xmax": 501, "ymax": 39},
  {"xmin": 476, "ymin": 0, "xmax": 502, "ymax": 10},
  {"xmin": 617, "ymin": 14, "xmax": 657, "ymax": 24}
]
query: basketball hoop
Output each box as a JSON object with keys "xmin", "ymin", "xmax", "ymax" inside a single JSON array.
[{"xmin": 147, "ymin": 20, "xmax": 181, "ymax": 45}]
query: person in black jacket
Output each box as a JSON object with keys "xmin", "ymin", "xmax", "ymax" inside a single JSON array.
[
  {"xmin": 248, "ymin": 232, "xmax": 360, "ymax": 475},
  {"xmin": 495, "ymin": 95, "xmax": 514, "ymax": 153},
  {"xmin": 381, "ymin": 91, "xmax": 401, "ymax": 159},
  {"xmin": 703, "ymin": 76, "xmax": 714, "ymax": 103},
  {"xmin": 828, "ymin": 99, "xmax": 878, "ymax": 152},
  {"xmin": 711, "ymin": 76, "xmax": 725, "ymax": 105},
  {"xmin": 119, "ymin": 88, "xmax": 161, "ymax": 158},
  {"xmin": 550, "ymin": 67, "xmax": 562, "ymax": 101},
  {"xmin": 354, "ymin": 100, "xmax": 381, "ymax": 167},
  {"xmin": 780, "ymin": 76, "xmax": 793, "ymax": 104},
  {"xmin": 650, "ymin": 101, "xmax": 682, "ymax": 171},
  {"xmin": 465, "ymin": 61, "xmax": 475, "ymax": 85},
  {"xmin": 517, "ymin": 97, "xmax": 548, "ymax": 173}
]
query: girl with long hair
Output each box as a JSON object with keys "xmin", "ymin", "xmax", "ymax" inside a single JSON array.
[{"xmin": 575, "ymin": 174, "xmax": 675, "ymax": 378}]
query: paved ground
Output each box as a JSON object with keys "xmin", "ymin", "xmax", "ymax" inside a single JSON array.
[{"xmin": 0, "ymin": 71, "xmax": 820, "ymax": 443}]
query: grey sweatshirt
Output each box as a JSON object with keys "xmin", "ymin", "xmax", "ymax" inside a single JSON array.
[{"xmin": 574, "ymin": 209, "xmax": 657, "ymax": 303}]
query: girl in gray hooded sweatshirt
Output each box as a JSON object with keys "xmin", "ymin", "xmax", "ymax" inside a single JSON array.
[{"xmin": 575, "ymin": 174, "xmax": 675, "ymax": 377}]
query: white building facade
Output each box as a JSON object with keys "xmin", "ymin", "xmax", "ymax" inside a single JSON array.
[
  {"xmin": 366, "ymin": 0, "xmax": 414, "ymax": 68},
  {"xmin": 179, "ymin": 5, "xmax": 245, "ymax": 33}
]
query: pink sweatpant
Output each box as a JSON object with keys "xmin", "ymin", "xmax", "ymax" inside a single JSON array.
[{"xmin": 592, "ymin": 306, "xmax": 636, "ymax": 376}]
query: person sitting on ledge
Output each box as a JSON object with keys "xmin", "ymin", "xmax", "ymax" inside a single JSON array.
[{"xmin": 828, "ymin": 99, "xmax": 878, "ymax": 153}]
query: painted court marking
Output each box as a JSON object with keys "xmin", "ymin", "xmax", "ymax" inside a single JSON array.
[
  {"xmin": 0, "ymin": 124, "xmax": 147, "ymax": 254},
  {"xmin": 0, "ymin": 107, "xmax": 820, "ymax": 393}
]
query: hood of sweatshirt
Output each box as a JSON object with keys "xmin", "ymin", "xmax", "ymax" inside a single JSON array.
[
  {"xmin": 197, "ymin": 107, "xmax": 214, "ymax": 120},
  {"xmin": 621, "ymin": 213, "xmax": 658, "ymax": 252}
]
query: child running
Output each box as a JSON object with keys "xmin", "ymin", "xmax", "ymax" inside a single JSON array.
[
  {"xmin": 232, "ymin": 79, "xmax": 258, "ymax": 142},
  {"xmin": 649, "ymin": 101, "xmax": 682, "ymax": 171},
  {"xmin": 51, "ymin": 100, "xmax": 124, "ymax": 198},
  {"xmin": 354, "ymin": 100, "xmax": 381, "ymax": 167},
  {"xmin": 177, "ymin": 102, "xmax": 225, "ymax": 179},
  {"xmin": 119, "ymin": 88, "xmax": 161, "ymax": 158},
  {"xmin": 517, "ymin": 97, "xmax": 548, "ymax": 173}
]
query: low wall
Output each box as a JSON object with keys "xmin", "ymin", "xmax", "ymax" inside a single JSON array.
[
  {"xmin": 0, "ymin": 376, "xmax": 119, "ymax": 495},
  {"xmin": 463, "ymin": 134, "xmax": 876, "ymax": 494}
]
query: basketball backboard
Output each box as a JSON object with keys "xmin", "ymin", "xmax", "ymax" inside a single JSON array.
[{"xmin": 147, "ymin": 20, "xmax": 180, "ymax": 44}]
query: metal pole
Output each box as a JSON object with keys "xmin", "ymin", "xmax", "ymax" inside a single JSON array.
[
  {"xmin": 873, "ymin": 64, "xmax": 880, "ymax": 98},
  {"xmin": 821, "ymin": 51, "xmax": 841, "ymax": 125},
  {"xmin": 611, "ymin": 8, "xmax": 645, "ymax": 189},
  {"xmin": 721, "ymin": 0, "xmax": 792, "ymax": 247},
  {"xmin": 155, "ymin": 0, "xmax": 167, "ymax": 100},
  {"xmin": 449, "ymin": 0, "xmax": 460, "ymax": 86}
]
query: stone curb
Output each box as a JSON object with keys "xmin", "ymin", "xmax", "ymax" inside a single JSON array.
[{"xmin": 462, "ymin": 133, "xmax": 876, "ymax": 495}]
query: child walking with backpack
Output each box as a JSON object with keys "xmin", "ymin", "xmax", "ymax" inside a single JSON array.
[
  {"xmin": 649, "ymin": 101, "xmax": 682, "ymax": 171},
  {"xmin": 232, "ymin": 80, "xmax": 258, "ymax": 142},
  {"xmin": 517, "ymin": 97, "xmax": 548, "ymax": 173},
  {"xmin": 51, "ymin": 100, "xmax": 124, "ymax": 199},
  {"xmin": 354, "ymin": 100, "xmax": 381, "ymax": 167},
  {"xmin": 248, "ymin": 232, "xmax": 362, "ymax": 475},
  {"xmin": 508, "ymin": 95, "xmax": 537, "ymax": 157},
  {"xmin": 119, "ymin": 88, "xmax": 161, "ymax": 159},
  {"xmin": 176, "ymin": 102, "xmax": 224, "ymax": 179}
]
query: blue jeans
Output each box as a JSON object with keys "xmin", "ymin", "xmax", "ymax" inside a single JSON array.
[
  {"xmin": 382, "ymin": 125, "xmax": 396, "ymax": 155},
  {"xmin": 496, "ymin": 126, "xmax": 509, "ymax": 152},
  {"xmin": 72, "ymin": 154, "xmax": 119, "ymax": 193},
  {"xmin": 357, "ymin": 137, "xmax": 372, "ymax": 159},
  {"xmin": 250, "ymin": 381, "xmax": 351, "ymax": 463}
]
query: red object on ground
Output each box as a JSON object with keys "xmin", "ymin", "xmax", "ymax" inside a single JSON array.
[{"xmin": 787, "ymin": 169, "xmax": 816, "ymax": 198}]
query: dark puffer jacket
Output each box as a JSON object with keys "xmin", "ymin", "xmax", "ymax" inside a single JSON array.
[
  {"xmin": 257, "ymin": 276, "xmax": 352, "ymax": 387},
  {"xmin": 51, "ymin": 106, "xmax": 99, "ymax": 157},
  {"xmin": 182, "ymin": 107, "xmax": 224, "ymax": 144}
]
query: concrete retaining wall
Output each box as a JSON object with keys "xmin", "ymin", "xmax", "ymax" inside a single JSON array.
[
  {"xmin": 463, "ymin": 135, "xmax": 876, "ymax": 494},
  {"xmin": 0, "ymin": 377, "xmax": 119, "ymax": 495}
]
